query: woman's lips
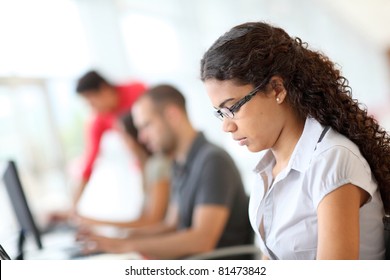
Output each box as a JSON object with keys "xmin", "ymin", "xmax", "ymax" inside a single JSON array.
[{"xmin": 236, "ymin": 137, "xmax": 248, "ymax": 146}]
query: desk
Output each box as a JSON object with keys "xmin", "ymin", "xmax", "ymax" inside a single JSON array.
[{"xmin": 24, "ymin": 230, "xmax": 144, "ymax": 260}]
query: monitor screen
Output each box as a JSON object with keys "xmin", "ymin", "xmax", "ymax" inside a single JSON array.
[{"xmin": 2, "ymin": 160, "xmax": 43, "ymax": 250}]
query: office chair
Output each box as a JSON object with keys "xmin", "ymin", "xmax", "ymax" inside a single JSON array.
[
  {"xmin": 384, "ymin": 215, "xmax": 390, "ymax": 260},
  {"xmin": 184, "ymin": 244, "xmax": 261, "ymax": 260},
  {"xmin": 184, "ymin": 222, "xmax": 261, "ymax": 260}
]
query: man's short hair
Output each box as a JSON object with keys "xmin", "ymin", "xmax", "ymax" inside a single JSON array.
[
  {"xmin": 76, "ymin": 70, "xmax": 109, "ymax": 94},
  {"xmin": 144, "ymin": 84, "xmax": 186, "ymax": 112}
]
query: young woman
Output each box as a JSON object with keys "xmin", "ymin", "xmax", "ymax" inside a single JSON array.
[{"xmin": 201, "ymin": 21, "xmax": 390, "ymax": 259}]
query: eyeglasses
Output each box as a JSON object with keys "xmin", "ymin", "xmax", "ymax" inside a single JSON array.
[{"xmin": 214, "ymin": 80, "xmax": 267, "ymax": 121}]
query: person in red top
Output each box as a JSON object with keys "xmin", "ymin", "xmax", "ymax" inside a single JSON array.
[{"xmin": 73, "ymin": 70, "xmax": 147, "ymax": 211}]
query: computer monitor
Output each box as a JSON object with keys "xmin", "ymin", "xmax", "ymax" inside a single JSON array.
[
  {"xmin": 2, "ymin": 160, "xmax": 42, "ymax": 259},
  {"xmin": 0, "ymin": 244, "xmax": 11, "ymax": 260}
]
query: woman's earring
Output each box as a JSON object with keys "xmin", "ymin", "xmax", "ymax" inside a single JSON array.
[{"xmin": 276, "ymin": 97, "xmax": 280, "ymax": 103}]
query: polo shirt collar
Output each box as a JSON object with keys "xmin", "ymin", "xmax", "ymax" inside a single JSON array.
[
  {"xmin": 173, "ymin": 132, "xmax": 205, "ymax": 173},
  {"xmin": 184, "ymin": 132, "xmax": 206, "ymax": 166}
]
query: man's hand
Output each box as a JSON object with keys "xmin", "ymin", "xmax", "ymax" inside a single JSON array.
[{"xmin": 76, "ymin": 227, "xmax": 134, "ymax": 255}]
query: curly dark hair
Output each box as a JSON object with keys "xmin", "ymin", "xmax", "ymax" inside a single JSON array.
[
  {"xmin": 119, "ymin": 110, "xmax": 151, "ymax": 156},
  {"xmin": 200, "ymin": 21, "xmax": 390, "ymax": 215}
]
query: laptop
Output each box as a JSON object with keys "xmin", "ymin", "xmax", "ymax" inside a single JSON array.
[
  {"xmin": 1, "ymin": 160, "xmax": 143, "ymax": 260},
  {"xmin": 1, "ymin": 160, "xmax": 109, "ymax": 259},
  {"xmin": 1, "ymin": 160, "xmax": 89, "ymax": 259}
]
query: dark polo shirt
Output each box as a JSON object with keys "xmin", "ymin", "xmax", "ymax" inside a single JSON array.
[{"xmin": 172, "ymin": 132, "xmax": 251, "ymax": 249}]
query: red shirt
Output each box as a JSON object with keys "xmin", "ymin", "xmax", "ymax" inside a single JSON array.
[{"xmin": 81, "ymin": 81, "xmax": 146, "ymax": 180}]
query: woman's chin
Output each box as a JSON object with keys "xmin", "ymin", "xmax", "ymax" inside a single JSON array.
[{"xmin": 246, "ymin": 144, "xmax": 266, "ymax": 153}]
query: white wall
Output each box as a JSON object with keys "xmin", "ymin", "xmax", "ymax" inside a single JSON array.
[{"xmin": 77, "ymin": 0, "xmax": 389, "ymax": 190}]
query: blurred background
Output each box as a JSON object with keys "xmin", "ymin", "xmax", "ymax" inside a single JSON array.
[{"xmin": 1, "ymin": 0, "xmax": 390, "ymax": 245}]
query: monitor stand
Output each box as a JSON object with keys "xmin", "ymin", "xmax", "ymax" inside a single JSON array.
[{"xmin": 16, "ymin": 229, "xmax": 26, "ymax": 260}]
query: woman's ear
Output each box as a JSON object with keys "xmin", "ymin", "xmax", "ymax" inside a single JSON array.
[{"xmin": 270, "ymin": 76, "xmax": 286, "ymax": 104}]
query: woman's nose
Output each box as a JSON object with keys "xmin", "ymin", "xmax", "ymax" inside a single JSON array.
[{"xmin": 222, "ymin": 118, "xmax": 237, "ymax": 133}]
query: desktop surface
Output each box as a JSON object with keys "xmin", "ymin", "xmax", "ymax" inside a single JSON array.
[{"xmin": 23, "ymin": 228, "xmax": 143, "ymax": 260}]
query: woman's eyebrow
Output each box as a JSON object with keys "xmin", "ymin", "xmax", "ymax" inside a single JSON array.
[{"xmin": 218, "ymin": 98, "xmax": 235, "ymax": 108}]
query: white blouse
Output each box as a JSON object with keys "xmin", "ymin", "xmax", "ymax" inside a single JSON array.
[{"xmin": 249, "ymin": 117, "xmax": 385, "ymax": 259}]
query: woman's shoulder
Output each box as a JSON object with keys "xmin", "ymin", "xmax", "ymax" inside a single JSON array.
[
  {"xmin": 145, "ymin": 154, "xmax": 172, "ymax": 181},
  {"xmin": 308, "ymin": 128, "xmax": 377, "ymax": 200},
  {"xmin": 315, "ymin": 128, "xmax": 365, "ymax": 162},
  {"xmin": 148, "ymin": 154, "xmax": 171, "ymax": 166}
]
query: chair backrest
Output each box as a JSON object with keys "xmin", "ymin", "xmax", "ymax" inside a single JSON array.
[
  {"xmin": 184, "ymin": 215, "xmax": 261, "ymax": 260},
  {"xmin": 384, "ymin": 215, "xmax": 390, "ymax": 260}
]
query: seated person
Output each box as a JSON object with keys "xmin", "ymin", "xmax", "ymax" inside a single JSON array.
[
  {"xmin": 200, "ymin": 21, "xmax": 388, "ymax": 259},
  {"xmin": 76, "ymin": 111, "xmax": 171, "ymax": 229},
  {"xmin": 78, "ymin": 84, "xmax": 252, "ymax": 259}
]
